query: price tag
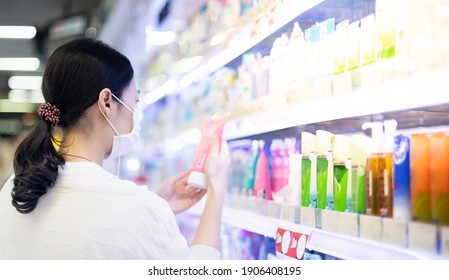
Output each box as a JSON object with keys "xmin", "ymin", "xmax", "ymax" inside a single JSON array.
[
  {"xmin": 255, "ymin": 199, "xmax": 268, "ymax": 216},
  {"xmin": 275, "ymin": 227, "xmax": 310, "ymax": 260},
  {"xmin": 442, "ymin": 226, "xmax": 449, "ymax": 256},
  {"xmin": 246, "ymin": 197, "xmax": 257, "ymax": 213},
  {"xmin": 360, "ymin": 63, "xmax": 383, "ymax": 89},
  {"xmin": 382, "ymin": 218, "xmax": 407, "ymax": 247},
  {"xmin": 359, "ymin": 215, "xmax": 382, "ymax": 241},
  {"xmin": 300, "ymin": 206, "xmax": 316, "ymax": 228},
  {"xmin": 408, "ymin": 221, "xmax": 437, "ymax": 253},
  {"xmin": 281, "ymin": 204, "xmax": 300, "ymax": 223},
  {"xmin": 332, "ymin": 71, "xmax": 352, "ymax": 96},
  {"xmin": 234, "ymin": 194, "xmax": 244, "ymax": 209},
  {"xmin": 321, "ymin": 210, "xmax": 339, "ymax": 233},
  {"xmin": 337, "ymin": 212, "xmax": 359, "ymax": 237},
  {"xmin": 267, "ymin": 201, "xmax": 281, "ymax": 219}
]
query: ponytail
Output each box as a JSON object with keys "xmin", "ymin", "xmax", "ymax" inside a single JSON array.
[
  {"xmin": 10, "ymin": 38, "xmax": 133, "ymax": 214},
  {"xmin": 11, "ymin": 120, "xmax": 64, "ymax": 213}
]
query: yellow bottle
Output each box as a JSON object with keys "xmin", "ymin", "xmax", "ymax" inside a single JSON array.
[{"xmin": 362, "ymin": 120, "xmax": 397, "ymax": 217}]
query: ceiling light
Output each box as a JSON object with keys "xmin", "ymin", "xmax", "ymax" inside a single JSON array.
[
  {"xmin": 8, "ymin": 76, "xmax": 43, "ymax": 90},
  {"xmin": 0, "ymin": 58, "xmax": 40, "ymax": 71},
  {"xmin": 0, "ymin": 26, "xmax": 37, "ymax": 39}
]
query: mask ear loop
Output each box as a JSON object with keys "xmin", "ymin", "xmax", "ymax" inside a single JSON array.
[{"xmin": 98, "ymin": 101, "xmax": 121, "ymax": 177}]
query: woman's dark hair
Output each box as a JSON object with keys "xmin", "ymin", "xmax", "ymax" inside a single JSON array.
[{"xmin": 12, "ymin": 38, "xmax": 134, "ymax": 213}]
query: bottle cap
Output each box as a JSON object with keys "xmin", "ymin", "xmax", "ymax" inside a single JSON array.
[
  {"xmin": 301, "ymin": 132, "xmax": 316, "ymax": 156},
  {"xmin": 332, "ymin": 135, "xmax": 351, "ymax": 163},
  {"xmin": 316, "ymin": 130, "xmax": 333, "ymax": 156},
  {"xmin": 187, "ymin": 171, "xmax": 206, "ymax": 189},
  {"xmin": 362, "ymin": 121, "xmax": 384, "ymax": 154}
]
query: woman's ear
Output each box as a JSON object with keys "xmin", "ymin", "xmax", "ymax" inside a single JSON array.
[{"xmin": 98, "ymin": 88, "xmax": 113, "ymax": 117}]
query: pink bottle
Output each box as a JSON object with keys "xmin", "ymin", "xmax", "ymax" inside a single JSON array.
[{"xmin": 255, "ymin": 141, "xmax": 273, "ymax": 200}]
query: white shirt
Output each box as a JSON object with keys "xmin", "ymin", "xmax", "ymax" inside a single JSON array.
[{"xmin": 0, "ymin": 162, "xmax": 219, "ymax": 260}]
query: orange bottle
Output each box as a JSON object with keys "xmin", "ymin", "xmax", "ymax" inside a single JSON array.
[
  {"xmin": 429, "ymin": 133, "xmax": 449, "ymax": 225},
  {"xmin": 410, "ymin": 134, "xmax": 431, "ymax": 222}
]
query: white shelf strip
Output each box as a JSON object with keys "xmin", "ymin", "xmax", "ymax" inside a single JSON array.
[{"xmin": 184, "ymin": 200, "xmax": 443, "ymax": 260}]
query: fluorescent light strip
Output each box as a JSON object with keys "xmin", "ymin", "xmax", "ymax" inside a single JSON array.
[
  {"xmin": 0, "ymin": 26, "xmax": 37, "ymax": 39},
  {"xmin": 0, "ymin": 58, "xmax": 40, "ymax": 71},
  {"xmin": 8, "ymin": 76, "xmax": 43, "ymax": 89},
  {"xmin": 8, "ymin": 89, "xmax": 44, "ymax": 103}
]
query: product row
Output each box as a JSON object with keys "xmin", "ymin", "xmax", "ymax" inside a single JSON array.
[
  {"xmin": 144, "ymin": 0, "xmax": 448, "ymax": 142},
  {"xmin": 228, "ymin": 120, "xmax": 449, "ymax": 226}
]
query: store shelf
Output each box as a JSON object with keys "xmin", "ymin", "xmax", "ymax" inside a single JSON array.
[
  {"xmin": 184, "ymin": 0, "xmax": 324, "ymax": 84},
  {"xmin": 224, "ymin": 66, "xmax": 449, "ymax": 140},
  {"xmin": 148, "ymin": 0, "xmax": 324, "ymax": 99},
  {"xmin": 185, "ymin": 197, "xmax": 444, "ymax": 260}
]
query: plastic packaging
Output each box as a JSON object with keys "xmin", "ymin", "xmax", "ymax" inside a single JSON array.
[
  {"xmin": 245, "ymin": 140, "xmax": 260, "ymax": 196},
  {"xmin": 288, "ymin": 153, "xmax": 302, "ymax": 206},
  {"xmin": 362, "ymin": 120, "xmax": 396, "ymax": 217},
  {"xmin": 429, "ymin": 132, "xmax": 449, "ymax": 225},
  {"xmin": 188, "ymin": 117, "xmax": 226, "ymax": 189},
  {"xmin": 351, "ymin": 135, "xmax": 370, "ymax": 214},
  {"xmin": 254, "ymin": 141, "xmax": 272, "ymax": 200},
  {"xmin": 393, "ymin": 134, "xmax": 411, "ymax": 221},
  {"xmin": 301, "ymin": 132, "xmax": 316, "ymax": 207},
  {"xmin": 410, "ymin": 134, "xmax": 432, "ymax": 222},
  {"xmin": 332, "ymin": 135, "xmax": 352, "ymax": 212},
  {"xmin": 316, "ymin": 130, "xmax": 334, "ymax": 210}
]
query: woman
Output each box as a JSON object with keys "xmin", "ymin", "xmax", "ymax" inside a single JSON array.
[{"xmin": 0, "ymin": 38, "xmax": 229, "ymax": 259}]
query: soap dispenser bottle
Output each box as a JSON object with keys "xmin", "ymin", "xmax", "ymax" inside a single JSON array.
[
  {"xmin": 362, "ymin": 120, "xmax": 396, "ymax": 217},
  {"xmin": 362, "ymin": 121, "xmax": 385, "ymax": 216}
]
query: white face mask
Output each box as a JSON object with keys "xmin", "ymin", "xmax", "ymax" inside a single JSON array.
[{"xmin": 98, "ymin": 92, "xmax": 141, "ymax": 160}]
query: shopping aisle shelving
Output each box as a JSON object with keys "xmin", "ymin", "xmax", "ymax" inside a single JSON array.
[{"xmin": 185, "ymin": 196, "xmax": 445, "ymax": 260}]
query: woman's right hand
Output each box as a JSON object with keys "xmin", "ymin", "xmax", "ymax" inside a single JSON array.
[
  {"xmin": 191, "ymin": 139, "xmax": 230, "ymax": 251},
  {"xmin": 205, "ymin": 139, "xmax": 230, "ymax": 199}
]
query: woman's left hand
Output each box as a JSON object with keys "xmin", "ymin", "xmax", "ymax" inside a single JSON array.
[{"xmin": 156, "ymin": 169, "xmax": 207, "ymax": 214}]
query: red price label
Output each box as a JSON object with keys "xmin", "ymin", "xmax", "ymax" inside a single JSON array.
[{"xmin": 275, "ymin": 227, "xmax": 309, "ymax": 259}]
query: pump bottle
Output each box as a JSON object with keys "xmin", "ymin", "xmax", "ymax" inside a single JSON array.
[{"xmin": 362, "ymin": 120, "xmax": 397, "ymax": 217}]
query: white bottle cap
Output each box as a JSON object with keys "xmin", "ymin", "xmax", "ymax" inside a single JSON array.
[
  {"xmin": 301, "ymin": 132, "xmax": 316, "ymax": 156},
  {"xmin": 187, "ymin": 171, "xmax": 206, "ymax": 189},
  {"xmin": 316, "ymin": 130, "xmax": 333, "ymax": 156},
  {"xmin": 332, "ymin": 135, "xmax": 351, "ymax": 164}
]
